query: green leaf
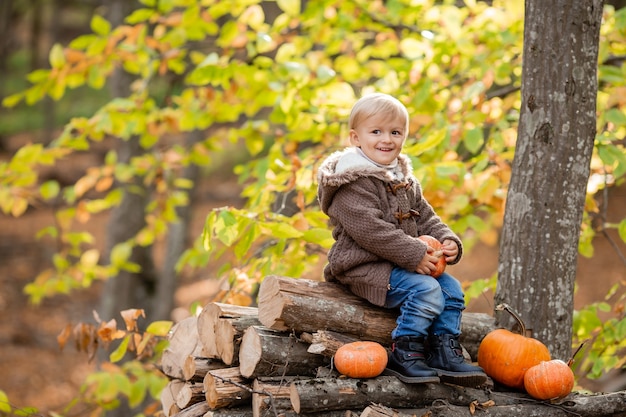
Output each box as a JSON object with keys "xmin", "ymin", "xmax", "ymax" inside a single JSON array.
[
  {"xmin": 234, "ymin": 222, "xmax": 260, "ymax": 259},
  {"xmin": 0, "ymin": 390, "xmax": 11, "ymax": 412},
  {"xmin": 91, "ymin": 14, "xmax": 111, "ymax": 36},
  {"xmin": 605, "ymin": 108, "xmax": 626, "ymax": 126},
  {"xmin": 202, "ymin": 212, "xmax": 216, "ymax": 251},
  {"xmin": 215, "ymin": 210, "xmax": 239, "ymax": 246},
  {"xmin": 2, "ymin": 92, "xmax": 24, "ymax": 108},
  {"xmin": 619, "ymin": 219, "xmax": 626, "ymax": 244},
  {"xmin": 260, "ymin": 221, "xmax": 302, "ymax": 239},
  {"xmin": 40, "ymin": 180, "xmax": 60, "ymax": 200},
  {"xmin": 302, "ymin": 228, "xmax": 334, "ymax": 248},
  {"xmin": 110, "ymin": 335, "xmax": 130, "ymax": 363},
  {"xmin": 405, "ymin": 128, "xmax": 447, "ymax": 155},
  {"xmin": 13, "ymin": 407, "xmax": 39, "ymax": 416},
  {"xmin": 463, "ymin": 127, "xmax": 484, "ymax": 154},
  {"xmin": 126, "ymin": 8, "xmax": 156, "ymax": 24},
  {"xmin": 128, "ymin": 375, "xmax": 147, "ymax": 407},
  {"xmin": 49, "ymin": 44, "xmax": 66, "ymax": 69},
  {"xmin": 277, "ymin": 0, "xmax": 300, "ymax": 16},
  {"xmin": 110, "ymin": 242, "xmax": 133, "ymax": 267},
  {"xmin": 146, "ymin": 321, "xmax": 173, "ymax": 336}
]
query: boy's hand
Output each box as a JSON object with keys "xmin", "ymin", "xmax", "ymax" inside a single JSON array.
[
  {"xmin": 416, "ymin": 246, "xmax": 444, "ymax": 276},
  {"xmin": 442, "ymin": 239, "xmax": 459, "ymax": 263}
]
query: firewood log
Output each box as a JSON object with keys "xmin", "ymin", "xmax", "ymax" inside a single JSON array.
[
  {"xmin": 161, "ymin": 379, "xmax": 184, "ymax": 417},
  {"xmin": 182, "ymin": 356, "xmax": 225, "ymax": 382},
  {"xmin": 198, "ymin": 302, "xmax": 260, "ymax": 364},
  {"xmin": 215, "ymin": 313, "xmax": 262, "ymax": 366},
  {"xmin": 304, "ymin": 330, "xmax": 360, "ymax": 356},
  {"xmin": 203, "ymin": 367, "xmax": 251, "ymax": 410},
  {"xmin": 162, "ymin": 316, "xmax": 206, "ymax": 380},
  {"xmin": 238, "ymin": 325, "xmax": 330, "ymax": 379},
  {"xmin": 202, "ymin": 407, "xmax": 253, "ymax": 417},
  {"xmin": 257, "ymin": 275, "xmax": 494, "ymax": 359},
  {"xmin": 175, "ymin": 381, "xmax": 206, "ymax": 409},
  {"xmin": 289, "ymin": 375, "xmax": 525, "ymax": 414},
  {"xmin": 252, "ymin": 377, "xmax": 300, "ymax": 417},
  {"xmin": 170, "ymin": 400, "xmax": 210, "ymax": 417},
  {"xmin": 360, "ymin": 403, "xmax": 424, "ymax": 417}
]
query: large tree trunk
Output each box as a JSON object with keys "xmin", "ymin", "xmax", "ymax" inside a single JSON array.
[
  {"xmin": 495, "ymin": 0, "xmax": 603, "ymax": 359},
  {"xmin": 100, "ymin": 0, "xmax": 157, "ymax": 323}
]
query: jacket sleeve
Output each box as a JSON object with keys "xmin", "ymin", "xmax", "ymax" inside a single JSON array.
[{"xmin": 412, "ymin": 183, "xmax": 463, "ymax": 265}]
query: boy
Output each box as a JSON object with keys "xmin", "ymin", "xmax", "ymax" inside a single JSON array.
[{"xmin": 317, "ymin": 93, "xmax": 486, "ymax": 386}]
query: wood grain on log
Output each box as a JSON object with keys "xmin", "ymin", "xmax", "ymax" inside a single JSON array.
[
  {"xmin": 161, "ymin": 379, "xmax": 184, "ymax": 417},
  {"xmin": 306, "ymin": 330, "xmax": 360, "ymax": 356},
  {"xmin": 203, "ymin": 367, "xmax": 251, "ymax": 410},
  {"xmin": 162, "ymin": 316, "xmax": 206, "ymax": 380},
  {"xmin": 215, "ymin": 314, "xmax": 262, "ymax": 366},
  {"xmin": 258, "ymin": 275, "xmax": 495, "ymax": 358},
  {"xmin": 170, "ymin": 400, "xmax": 210, "ymax": 417},
  {"xmin": 175, "ymin": 381, "xmax": 206, "ymax": 409},
  {"xmin": 182, "ymin": 356, "xmax": 225, "ymax": 382},
  {"xmin": 238, "ymin": 325, "xmax": 330, "ymax": 379},
  {"xmin": 252, "ymin": 377, "xmax": 297, "ymax": 417},
  {"xmin": 198, "ymin": 303, "xmax": 259, "ymax": 362}
]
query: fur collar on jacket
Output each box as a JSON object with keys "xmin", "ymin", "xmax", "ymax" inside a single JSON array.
[{"xmin": 317, "ymin": 147, "xmax": 415, "ymax": 214}]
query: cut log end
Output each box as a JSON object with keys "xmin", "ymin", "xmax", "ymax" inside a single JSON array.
[
  {"xmin": 239, "ymin": 326, "xmax": 263, "ymax": 378},
  {"xmin": 257, "ymin": 275, "xmax": 288, "ymax": 331},
  {"xmin": 289, "ymin": 382, "xmax": 301, "ymax": 414}
]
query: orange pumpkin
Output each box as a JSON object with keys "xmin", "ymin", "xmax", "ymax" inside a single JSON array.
[
  {"xmin": 477, "ymin": 304, "xmax": 551, "ymax": 389},
  {"xmin": 334, "ymin": 341, "xmax": 388, "ymax": 379},
  {"xmin": 524, "ymin": 359, "xmax": 575, "ymax": 400},
  {"xmin": 417, "ymin": 235, "xmax": 446, "ymax": 278}
]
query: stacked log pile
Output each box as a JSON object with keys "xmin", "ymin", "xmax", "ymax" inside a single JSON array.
[{"xmin": 159, "ymin": 275, "xmax": 626, "ymax": 417}]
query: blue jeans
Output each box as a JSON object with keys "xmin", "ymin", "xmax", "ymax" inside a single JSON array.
[{"xmin": 384, "ymin": 266, "xmax": 466, "ymax": 339}]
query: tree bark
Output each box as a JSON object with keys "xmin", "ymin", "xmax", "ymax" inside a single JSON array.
[
  {"xmin": 290, "ymin": 376, "xmax": 626, "ymax": 416},
  {"xmin": 202, "ymin": 408, "xmax": 253, "ymax": 417},
  {"xmin": 99, "ymin": 0, "xmax": 157, "ymax": 327},
  {"xmin": 495, "ymin": 0, "xmax": 604, "ymax": 359},
  {"xmin": 362, "ymin": 398, "xmax": 626, "ymax": 417},
  {"xmin": 156, "ymin": 129, "xmax": 205, "ymax": 321},
  {"xmin": 257, "ymin": 275, "xmax": 495, "ymax": 359},
  {"xmin": 238, "ymin": 325, "xmax": 330, "ymax": 378},
  {"xmin": 289, "ymin": 375, "xmax": 520, "ymax": 414},
  {"xmin": 203, "ymin": 367, "xmax": 252, "ymax": 410},
  {"xmin": 252, "ymin": 377, "xmax": 298, "ymax": 417}
]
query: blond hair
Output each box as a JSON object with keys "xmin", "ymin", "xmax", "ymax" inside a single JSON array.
[{"xmin": 348, "ymin": 93, "xmax": 410, "ymax": 136}]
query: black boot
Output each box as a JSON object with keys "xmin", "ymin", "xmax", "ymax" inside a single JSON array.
[
  {"xmin": 427, "ymin": 334, "xmax": 487, "ymax": 387},
  {"xmin": 383, "ymin": 336, "xmax": 440, "ymax": 384}
]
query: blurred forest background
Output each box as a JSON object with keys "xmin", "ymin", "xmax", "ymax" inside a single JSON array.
[{"xmin": 1, "ymin": 0, "xmax": 626, "ymax": 416}]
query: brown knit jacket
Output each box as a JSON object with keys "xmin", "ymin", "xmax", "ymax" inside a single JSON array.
[{"xmin": 317, "ymin": 148, "xmax": 463, "ymax": 307}]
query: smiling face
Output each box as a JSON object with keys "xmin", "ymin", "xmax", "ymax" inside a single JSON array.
[{"xmin": 349, "ymin": 112, "xmax": 408, "ymax": 166}]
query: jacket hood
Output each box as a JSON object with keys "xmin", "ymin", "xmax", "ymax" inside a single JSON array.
[{"xmin": 317, "ymin": 147, "xmax": 414, "ymax": 214}]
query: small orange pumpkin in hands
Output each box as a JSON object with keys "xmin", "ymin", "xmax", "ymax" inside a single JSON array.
[
  {"xmin": 334, "ymin": 341, "xmax": 388, "ymax": 379},
  {"xmin": 524, "ymin": 359, "xmax": 575, "ymax": 400},
  {"xmin": 477, "ymin": 304, "xmax": 551, "ymax": 389},
  {"xmin": 417, "ymin": 235, "xmax": 446, "ymax": 278}
]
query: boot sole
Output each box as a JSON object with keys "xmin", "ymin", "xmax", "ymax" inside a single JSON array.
[
  {"xmin": 435, "ymin": 371, "xmax": 488, "ymax": 387},
  {"xmin": 382, "ymin": 368, "xmax": 440, "ymax": 384}
]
